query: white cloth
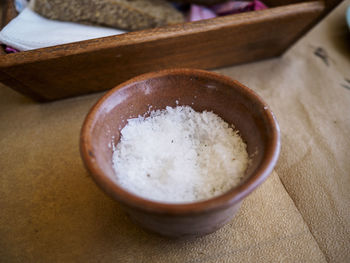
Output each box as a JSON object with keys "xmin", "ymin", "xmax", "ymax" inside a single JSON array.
[
  {"xmin": 0, "ymin": 8, "xmax": 125, "ymax": 51},
  {"xmin": 14, "ymin": 0, "xmax": 29, "ymax": 12}
]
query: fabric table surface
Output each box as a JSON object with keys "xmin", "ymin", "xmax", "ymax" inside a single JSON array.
[{"xmin": 0, "ymin": 1, "xmax": 349, "ymax": 262}]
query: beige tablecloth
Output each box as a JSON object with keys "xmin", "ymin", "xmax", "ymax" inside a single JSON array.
[{"xmin": 1, "ymin": 1, "xmax": 349, "ymax": 262}]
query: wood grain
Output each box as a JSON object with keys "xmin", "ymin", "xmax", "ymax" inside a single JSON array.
[
  {"xmin": 1, "ymin": 0, "xmax": 17, "ymax": 27},
  {"xmin": 0, "ymin": 0, "xmax": 18, "ymax": 55},
  {"xmin": 0, "ymin": 0, "xmax": 341, "ymax": 101}
]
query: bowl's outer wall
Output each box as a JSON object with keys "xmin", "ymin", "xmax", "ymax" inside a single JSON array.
[
  {"xmin": 81, "ymin": 69, "xmax": 280, "ymax": 236},
  {"xmin": 126, "ymin": 201, "xmax": 242, "ymax": 237}
]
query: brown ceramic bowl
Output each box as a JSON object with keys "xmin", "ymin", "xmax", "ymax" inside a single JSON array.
[{"xmin": 80, "ymin": 68, "xmax": 280, "ymax": 237}]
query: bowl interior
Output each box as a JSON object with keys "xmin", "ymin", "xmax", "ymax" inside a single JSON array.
[{"xmin": 83, "ymin": 70, "xmax": 278, "ymax": 207}]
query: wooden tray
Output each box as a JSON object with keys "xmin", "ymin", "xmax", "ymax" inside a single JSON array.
[{"xmin": 0, "ymin": 0, "xmax": 342, "ymax": 101}]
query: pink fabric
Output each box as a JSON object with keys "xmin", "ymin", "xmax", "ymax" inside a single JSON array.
[
  {"xmin": 212, "ymin": 0, "xmax": 267, "ymax": 16},
  {"xmin": 5, "ymin": 46, "xmax": 19, "ymax": 53},
  {"xmin": 188, "ymin": 5, "xmax": 217, "ymax": 22},
  {"xmin": 188, "ymin": 0, "xmax": 268, "ymax": 22}
]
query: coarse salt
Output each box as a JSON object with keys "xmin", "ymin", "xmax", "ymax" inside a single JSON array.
[{"xmin": 112, "ymin": 106, "xmax": 249, "ymax": 203}]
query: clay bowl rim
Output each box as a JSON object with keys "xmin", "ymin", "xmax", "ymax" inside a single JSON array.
[{"xmin": 80, "ymin": 68, "xmax": 280, "ymax": 215}]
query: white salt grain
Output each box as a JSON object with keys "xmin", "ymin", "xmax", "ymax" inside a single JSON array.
[{"xmin": 112, "ymin": 106, "xmax": 249, "ymax": 203}]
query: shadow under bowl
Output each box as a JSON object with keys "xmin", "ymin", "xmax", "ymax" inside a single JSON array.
[{"xmin": 80, "ymin": 68, "xmax": 280, "ymax": 237}]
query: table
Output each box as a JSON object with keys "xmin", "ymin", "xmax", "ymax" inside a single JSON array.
[{"xmin": 1, "ymin": 1, "xmax": 349, "ymax": 262}]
